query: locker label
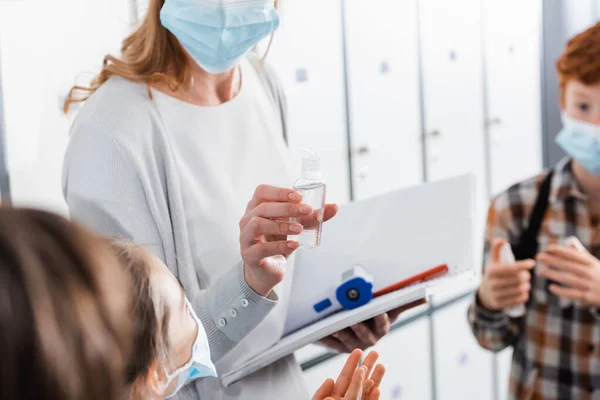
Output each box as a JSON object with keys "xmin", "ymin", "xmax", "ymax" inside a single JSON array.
[
  {"xmin": 392, "ymin": 384, "xmax": 403, "ymax": 399},
  {"xmin": 296, "ymin": 68, "xmax": 308, "ymax": 83},
  {"xmin": 458, "ymin": 351, "xmax": 469, "ymax": 366},
  {"xmin": 380, "ymin": 61, "xmax": 390, "ymax": 75}
]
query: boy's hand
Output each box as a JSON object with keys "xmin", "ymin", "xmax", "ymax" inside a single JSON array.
[
  {"xmin": 537, "ymin": 242, "xmax": 600, "ymax": 307},
  {"xmin": 478, "ymin": 239, "xmax": 535, "ymax": 312}
]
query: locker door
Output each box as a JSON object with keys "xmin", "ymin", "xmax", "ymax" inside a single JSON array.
[
  {"xmin": 302, "ymin": 355, "xmax": 349, "ymax": 396},
  {"xmin": 265, "ymin": 0, "xmax": 351, "ymax": 204},
  {"xmin": 372, "ymin": 318, "xmax": 433, "ymax": 400},
  {"xmin": 563, "ymin": 0, "xmax": 598, "ymax": 38},
  {"xmin": 497, "ymin": 348, "xmax": 513, "ymax": 400},
  {"xmin": 433, "ymin": 298, "xmax": 494, "ymax": 400},
  {"xmin": 485, "ymin": 0, "xmax": 543, "ymax": 195},
  {"xmin": 419, "ymin": 0, "xmax": 487, "ymax": 299},
  {"xmin": 344, "ymin": 0, "xmax": 423, "ymax": 200},
  {"xmin": 0, "ymin": 0, "xmax": 133, "ymax": 214},
  {"xmin": 419, "ymin": 0, "xmax": 486, "ymax": 191}
]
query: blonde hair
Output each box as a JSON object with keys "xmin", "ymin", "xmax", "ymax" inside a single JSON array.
[
  {"xmin": 63, "ymin": 0, "xmax": 189, "ymax": 113},
  {"xmin": 111, "ymin": 241, "xmax": 174, "ymax": 400},
  {"xmin": 64, "ymin": 0, "xmax": 279, "ymax": 114}
]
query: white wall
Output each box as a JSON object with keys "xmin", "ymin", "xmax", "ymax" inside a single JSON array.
[{"xmin": 0, "ymin": 0, "xmax": 134, "ymax": 214}]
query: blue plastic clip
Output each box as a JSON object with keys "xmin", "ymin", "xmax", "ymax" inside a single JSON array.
[
  {"xmin": 313, "ymin": 266, "xmax": 374, "ymax": 313},
  {"xmin": 336, "ymin": 276, "xmax": 373, "ymax": 310},
  {"xmin": 313, "ymin": 298, "xmax": 333, "ymax": 313}
]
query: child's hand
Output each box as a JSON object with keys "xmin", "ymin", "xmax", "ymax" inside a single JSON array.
[
  {"xmin": 478, "ymin": 239, "xmax": 535, "ymax": 311},
  {"xmin": 312, "ymin": 349, "xmax": 385, "ymax": 400},
  {"xmin": 538, "ymin": 241, "xmax": 600, "ymax": 306}
]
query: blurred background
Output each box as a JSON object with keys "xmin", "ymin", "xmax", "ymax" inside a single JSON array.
[{"xmin": 0, "ymin": 0, "xmax": 598, "ymax": 399}]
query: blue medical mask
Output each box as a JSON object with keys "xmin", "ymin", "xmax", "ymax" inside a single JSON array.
[
  {"xmin": 556, "ymin": 113, "xmax": 600, "ymax": 175},
  {"xmin": 160, "ymin": 0, "xmax": 280, "ymax": 74},
  {"xmin": 165, "ymin": 299, "xmax": 217, "ymax": 398}
]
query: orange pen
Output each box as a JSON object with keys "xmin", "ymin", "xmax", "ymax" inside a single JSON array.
[{"xmin": 373, "ymin": 264, "xmax": 449, "ymax": 298}]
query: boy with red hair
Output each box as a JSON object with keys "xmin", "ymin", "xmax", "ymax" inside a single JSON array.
[{"xmin": 469, "ymin": 22, "xmax": 600, "ymax": 399}]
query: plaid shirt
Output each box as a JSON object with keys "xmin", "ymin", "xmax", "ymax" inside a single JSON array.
[{"xmin": 468, "ymin": 158, "xmax": 600, "ymax": 400}]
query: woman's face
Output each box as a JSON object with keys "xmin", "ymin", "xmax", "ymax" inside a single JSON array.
[
  {"xmin": 147, "ymin": 255, "xmax": 198, "ymax": 376},
  {"xmin": 564, "ymin": 80, "xmax": 600, "ymax": 124}
]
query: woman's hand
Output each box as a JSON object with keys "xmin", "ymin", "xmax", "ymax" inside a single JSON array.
[
  {"xmin": 239, "ymin": 184, "xmax": 338, "ymax": 297},
  {"xmin": 312, "ymin": 350, "xmax": 385, "ymax": 400},
  {"xmin": 319, "ymin": 299, "xmax": 427, "ymax": 353}
]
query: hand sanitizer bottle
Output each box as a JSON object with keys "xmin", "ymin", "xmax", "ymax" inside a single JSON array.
[
  {"xmin": 292, "ymin": 147, "xmax": 327, "ymax": 248},
  {"xmin": 501, "ymin": 242, "xmax": 526, "ymax": 318}
]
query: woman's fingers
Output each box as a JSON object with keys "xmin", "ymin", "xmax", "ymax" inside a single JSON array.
[
  {"xmin": 240, "ymin": 217, "xmax": 303, "ymax": 247},
  {"xmin": 295, "ymin": 204, "xmax": 339, "ymax": 229},
  {"xmin": 242, "ymin": 241, "xmax": 299, "ymax": 265},
  {"xmin": 319, "ymin": 336, "xmax": 351, "ymax": 353},
  {"xmin": 349, "ymin": 323, "xmax": 380, "ymax": 349},
  {"xmin": 323, "ymin": 204, "xmax": 339, "ymax": 222},
  {"xmin": 388, "ymin": 298, "xmax": 427, "ymax": 323},
  {"xmin": 332, "ymin": 329, "xmax": 364, "ymax": 352},
  {"xmin": 249, "ymin": 202, "xmax": 313, "ymax": 220},
  {"xmin": 371, "ymin": 313, "xmax": 391, "ymax": 338},
  {"xmin": 246, "ymin": 185, "xmax": 302, "ymax": 211}
]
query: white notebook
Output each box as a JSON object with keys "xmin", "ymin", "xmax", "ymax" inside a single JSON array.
[
  {"xmin": 221, "ymin": 272, "xmax": 475, "ymax": 387},
  {"xmin": 222, "ymin": 283, "xmax": 428, "ymax": 387},
  {"xmin": 221, "ymin": 175, "xmax": 477, "ymax": 387}
]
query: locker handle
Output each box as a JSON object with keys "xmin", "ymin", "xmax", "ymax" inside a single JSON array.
[
  {"xmin": 486, "ymin": 117, "xmax": 502, "ymax": 127},
  {"xmin": 356, "ymin": 145, "xmax": 370, "ymax": 155},
  {"xmin": 426, "ymin": 130, "xmax": 441, "ymax": 138}
]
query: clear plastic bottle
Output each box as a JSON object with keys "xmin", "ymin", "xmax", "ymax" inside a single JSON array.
[
  {"xmin": 501, "ymin": 242, "xmax": 526, "ymax": 318},
  {"xmin": 292, "ymin": 147, "xmax": 327, "ymax": 248}
]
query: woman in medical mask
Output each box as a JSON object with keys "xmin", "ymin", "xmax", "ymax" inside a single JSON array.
[
  {"xmin": 62, "ymin": 0, "xmax": 405, "ymax": 398},
  {"xmin": 114, "ymin": 241, "xmax": 385, "ymax": 400}
]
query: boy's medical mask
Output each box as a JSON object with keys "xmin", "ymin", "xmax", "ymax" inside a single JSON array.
[{"xmin": 556, "ymin": 113, "xmax": 600, "ymax": 175}]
